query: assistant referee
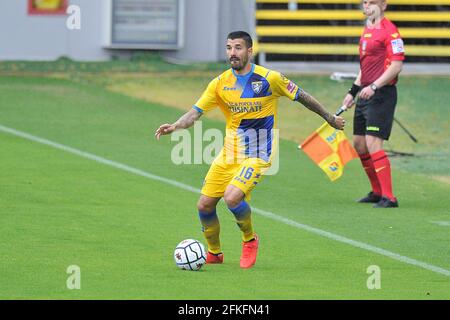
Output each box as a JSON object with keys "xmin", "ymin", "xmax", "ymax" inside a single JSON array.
[{"xmin": 342, "ymin": 0, "xmax": 404, "ymax": 208}]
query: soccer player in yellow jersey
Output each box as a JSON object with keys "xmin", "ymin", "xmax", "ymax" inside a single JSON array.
[{"xmin": 155, "ymin": 31, "xmax": 346, "ymax": 268}]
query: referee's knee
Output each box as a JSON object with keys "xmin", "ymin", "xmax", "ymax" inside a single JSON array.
[{"xmin": 353, "ymin": 136, "xmax": 368, "ymax": 155}]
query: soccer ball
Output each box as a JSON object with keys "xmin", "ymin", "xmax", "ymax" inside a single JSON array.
[{"xmin": 173, "ymin": 239, "xmax": 206, "ymax": 271}]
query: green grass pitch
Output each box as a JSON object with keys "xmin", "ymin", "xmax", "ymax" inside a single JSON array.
[{"xmin": 0, "ymin": 74, "xmax": 449, "ymax": 299}]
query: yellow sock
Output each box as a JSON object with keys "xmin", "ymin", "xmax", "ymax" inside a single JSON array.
[
  {"xmin": 228, "ymin": 201, "xmax": 255, "ymax": 242},
  {"xmin": 198, "ymin": 210, "xmax": 221, "ymax": 254}
]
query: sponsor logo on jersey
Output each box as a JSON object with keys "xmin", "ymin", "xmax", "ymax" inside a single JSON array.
[
  {"xmin": 223, "ymin": 86, "xmax": 238, "ymax": 91},
  {"xmin": 287, "ymin": 81, "xmax": 296, "ymax": 94},
  {"xmin": 227, "ymin": 101, "xmax": 263, "ymax": 113}
]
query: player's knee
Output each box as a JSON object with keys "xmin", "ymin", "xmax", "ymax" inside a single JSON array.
[
  {"xmin": 197, "ymin": 199, "xmax": 216, "ymax": 213},
  {"xmin": 223, "ymin": 193, "xmax": 242, "ymax": 209}
]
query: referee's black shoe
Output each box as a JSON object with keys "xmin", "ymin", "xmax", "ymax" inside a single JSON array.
[
  {"xmin": 373, "ymin": 197, "xmax": 399, "ymax": 208},
  {"xmin": 357, "ymin": 192, "xmax": 382, "ymax": 203}
]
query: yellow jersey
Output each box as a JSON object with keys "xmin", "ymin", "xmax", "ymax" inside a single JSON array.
[{"xmin": 193, "ymin": 64, "xmax": 300, "ymax": 163}]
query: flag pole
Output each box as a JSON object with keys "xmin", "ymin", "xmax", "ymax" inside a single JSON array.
[
  {"xmin": 298, "ymin": 106, "xmax": 348, "ymax": 150},
  {"xmin": 335, "ymin": 105, "xmax": 348, "ymax": 116}
]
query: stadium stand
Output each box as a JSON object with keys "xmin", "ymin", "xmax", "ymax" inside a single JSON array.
[{"xmin": 255, "ymin": 0, "xmax": 450, "ymax": 63}]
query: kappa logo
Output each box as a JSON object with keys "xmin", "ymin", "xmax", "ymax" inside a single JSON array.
[
  {"xmin": 391, "ymin": 33, "xmax": 399, "ymax": 38},
  {"xmin": 364, "ymin": 33, "xmax": 372, "ymax": 38},
  {"xmin": 252, "ymin": 81, "xmax": 263, "ymax": 94}
]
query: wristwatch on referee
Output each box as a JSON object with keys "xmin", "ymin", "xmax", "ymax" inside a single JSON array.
[{"xmin": 370, "ymin": 83, "xmax": 378, "ymax": 92}]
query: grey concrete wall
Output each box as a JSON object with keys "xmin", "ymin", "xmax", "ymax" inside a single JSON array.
[
  {"xmin": 163, "ymin": 0, "xmax": 220, "ymax": 63},
  {"xmin": 66, "ymin": 0, "xmax": 111, "ymax": 61},
  {"xmin": 163, "ymin": 0, "xmax": 255, "ymax": 63},
  {"xmin": 0, "ymin": 0, "xmax": 110, "ymax": 61},
  {"xmin": 0, "ymin": 0, "xmax": 254, "ymax": 62},
  {"xmin": 0, "ymin": 0, "xmax": 67, "ymax": 60},
  {"xmin": 218, "ymin": 0, "xmax": 256, "ymax": 61}
]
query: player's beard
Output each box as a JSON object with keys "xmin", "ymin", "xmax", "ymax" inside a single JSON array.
[{"xmin": 230, "ymin": 54, "xmax": 249, "ymax": 71}]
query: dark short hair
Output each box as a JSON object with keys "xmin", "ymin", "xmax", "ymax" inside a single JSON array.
[{"xmin": 227, "ymin": 31, "xmax": 253, "ymax": 48}]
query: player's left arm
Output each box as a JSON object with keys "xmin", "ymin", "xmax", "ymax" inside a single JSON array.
[
  {"xmin": 296, "ymin": 89, "xmax": 346, "ymax": 130},
  {"xmin": 271, "ymin": 72, "xmax": 345, "ymax": 130}
]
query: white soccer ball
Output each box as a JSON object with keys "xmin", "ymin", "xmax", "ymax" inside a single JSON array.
[{"xmin": 173, "ymin": 239, "xmax": 206, "ymax": 271}]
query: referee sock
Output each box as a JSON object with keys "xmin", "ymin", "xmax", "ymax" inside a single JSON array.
[
  {"xmin": 371, "ymin": 150, "xmax": 396, "ymax": 201},
  {"xmin": 198, "ymin": 210, "xmax": 221, "ymax": 254},
  {"xmin": 360, "ymin": 153, "xmax": 382, "ymax": 196},
  {"xmin": 228, "ymin": 201, "xmax": 255, "ymax": 242}
]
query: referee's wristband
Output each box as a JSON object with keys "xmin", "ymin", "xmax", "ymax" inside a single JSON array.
[{"xmin": 348, "ymin": 83, "xmax": 361, "ymax": 98}]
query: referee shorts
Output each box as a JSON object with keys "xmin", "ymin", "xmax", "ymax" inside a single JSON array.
[{"xmin": 353, "ymin": 85, "xmax": 397, "ymax": 140}]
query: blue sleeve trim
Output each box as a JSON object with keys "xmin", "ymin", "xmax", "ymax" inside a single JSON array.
[
  {"xmin": 193, "ymin": 105, "xmax": 204, "ymax": 113},
  {"xmin": 294, "ymin": 88, "xmax": 302, "ymax": 101}
]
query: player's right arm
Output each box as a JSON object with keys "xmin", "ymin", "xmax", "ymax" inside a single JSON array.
[
  {"xmin": 155, "ymin": 108, "xmax": 202, "ymax": 140},
  {"xmin": 342, "ymin": 70, "xmax": 362, "ymax": 109}
]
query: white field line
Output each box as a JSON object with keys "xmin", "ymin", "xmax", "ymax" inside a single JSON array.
[
  {"xmin": 431, "ymin": 221, "xmax": 450, "ymax": 227},
  {"xmin": 1, "ymin": 124, "xmax": 449, "ymax": 278}
]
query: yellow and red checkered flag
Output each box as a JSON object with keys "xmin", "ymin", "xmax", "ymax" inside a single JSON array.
[{"xmin": 299, "ymin": 106, "xmax": 358, "ymax": 181}]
